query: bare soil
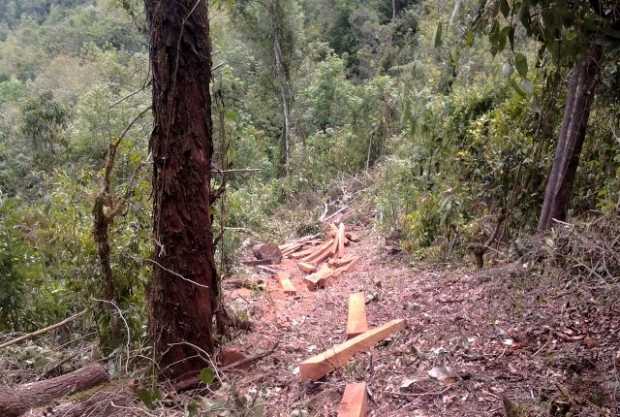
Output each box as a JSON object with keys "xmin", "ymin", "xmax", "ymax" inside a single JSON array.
[{"xmin": 221, "ymin": 226, "xmax": 620, "ymax": 417}]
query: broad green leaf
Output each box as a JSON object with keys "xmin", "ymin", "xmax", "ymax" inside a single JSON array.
[
  {"xmin": 509, "ymin": 77, "xmax": 527, "ymax": 97},
  {"xmin": 199, "ymin": 367, "xmax": 216, "ymax": 385},
  {"xmin": 514, "ymin": 53, "xmax": 528, "ymax": 78},
  {"xmin": 434, "ymin": 22, "xmax": 443, "ymax": 48}
]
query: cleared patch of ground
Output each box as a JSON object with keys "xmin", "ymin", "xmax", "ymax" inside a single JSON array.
[{"xmin": 221, "ymin": 226, "xmax": 619, "ymax": 417}]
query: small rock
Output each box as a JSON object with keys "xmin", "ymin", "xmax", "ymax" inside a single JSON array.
[
  {"xmin": 428, "ymin": 366, "xmax": 458, "ymax": 384},
  {"xmin": 252, "ymin": 242, "xmax": 282, "ymax": 263}
]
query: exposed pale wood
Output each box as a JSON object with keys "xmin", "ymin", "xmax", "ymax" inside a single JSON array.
[
  {"xmin": 337, "ymin": 382, "xmax": 368, "ymax": 417},
  {"xmin": 304, "ymin": 264, "xmax": 333, "ymax": 290},
  {"xmin": 281, "ymin": 243, "xmax": 303, "ymax": 256},
  {"xmin": 332, "ymin": 256, "xmax": 359, "ymax": 278},
  {"xmin": 328, "ymin": 255, "xmax": 356, "ymax": 268},
  {"xmin": 257, "ymin": 265, "xmax": 279, "ymax": 274},
  {"xmin": 0, "ymin": 309, "xmax": 87, "ymax": 349},
  {"xmin": 299, "ymin": 319, "xmax": 406, "ymax": 381},
  {"xmin": 302, "ymin": 239, "xmax": 335, "ymax": 263},
  {"xmin": 278, "ymin": 272, "xmax": 296, "ymax": 294},
  {"xmin": 298, "ymin": 261, "xmax": 317, "ymax": 273},
  {"xmin": 337, "ymin": 223, "xmax": 346, "ymax": 258},
  {"xmin": 346, "ymin": 293, "xmax": 368, "ymax": 339},
  {"xmin": 327, "ymin": 223, "xmax": 339, "ymax": 238},
  {"xmin": 289, "ymin": 246, "xmax": 318, "ymax": 259}
]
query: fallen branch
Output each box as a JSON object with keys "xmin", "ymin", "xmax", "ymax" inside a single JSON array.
[
  {"xmin": 0, "ymin": 364, "xmax": 110, "ymax": 417},
  {"xmin": 0, "ymin": 309, "xmax": 87, "ymax": 349}
]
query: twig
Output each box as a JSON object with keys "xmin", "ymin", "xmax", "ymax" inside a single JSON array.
[
  {"xmin": 145, "ymin": 258, "xmax": 210, "ymax": 289},
  {"xmin": 93, "ymin": 298, "xmax": 131, "ymax": 374},
  {"xmin": 221, "ymin": 340, "xmax": 279, "ymax": 371},
  {"xmin": 0, "ymin": 309, "xmax": 87, "ymax": 349},
  {"xmin": 386, "ymin": 384, "xmax": 456, "ymax": 398}
]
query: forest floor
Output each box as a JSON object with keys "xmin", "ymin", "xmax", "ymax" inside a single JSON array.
[{"xmin": 220, "ymin": 221, "xmax": 620, "ymax": 417}]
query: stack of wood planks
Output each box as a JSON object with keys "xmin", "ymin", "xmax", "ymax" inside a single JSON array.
[
  {"xmin": 298, "ymin": 291, "xmax": 406, "ymax": 417},
  {"xmin": 279, "ymin": 223, "xmax": 360, "ymax": 290}
]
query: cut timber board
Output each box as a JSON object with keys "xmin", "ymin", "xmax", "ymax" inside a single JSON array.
[
  {"xmin": 346, "ymin": 293, "xmax": 368, "ymax": 339},
  {"xmin": 298, "ymin": 261, "xmax": 317, "ymax": 274},
  {"xmin": 277, "ymin": 272, "xmax": 296, "ymax": 294},
  {"xmin": 329, "ymin": 255, "xmax": 356, "ymax": 268},
  {"xmin": 302, "ymin": 240, "xmax": 334, "ymax": 263},
  {"xmin": 337, "ymin": 382, "xmax": 368, "ymax": 417},
  {"xmin": 337, "ymin": 223, "xmax": 346, "ymax": 258},
  {"xmin": 304, "ymin": 264, "xmax": 333, "ymax": 290},
  {"xmin": 299, "ymin": 319, "xmax": 406, "ymax": 381}
]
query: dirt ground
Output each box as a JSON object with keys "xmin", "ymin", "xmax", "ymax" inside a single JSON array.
[{"xmin": 221, "ymin": 225, "xmax": 620, "ymax": 417}]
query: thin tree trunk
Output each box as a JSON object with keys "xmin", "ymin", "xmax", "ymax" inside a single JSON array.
[
  {"xmin": 537, "ymin": 44, "xmax": 603, "ymax": 231},
  {"xmin": 144, "ymin": 0, "xmax": 219, "ymax": 380},
  {"xmin": 272, "ymin": 11, "xmax": 291, "ymax": 176}
]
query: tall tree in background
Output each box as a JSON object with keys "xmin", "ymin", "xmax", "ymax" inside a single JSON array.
[
  {"xmin": 478, "ymin": 0, "xmax": 619, "ymax": 231},
  {"xmin": 537, "ymin": 44, "xmax": 603, "ymax": 230},
  {"xmin": 234, "ymin": 0, "xmax": 297, "ymax": 176},
  {"xmin": 144, "ymin": 0, "xmax": 219, "ymax": 379}
]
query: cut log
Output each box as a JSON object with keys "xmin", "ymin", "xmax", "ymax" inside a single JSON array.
[
  {"xmin": 302, "ymin": 239, "xmax": 335, "ymax": 263},
  {"xmin": 281, "ymin": 243, "xmax": 304, "ymax": 256},
  {"xmin": 304, "ymin": 264, "xmax": 333, "ymax": 290},
  {"xmin": 278, "ymin": 272, "xmax": 296, "ymax": 294},
  {"xmin": 337, "ymin": 382, "xmax": 368, "ymax": 417},
  {"xmin": 346, "ymin": 293, "xmax": 368, "ymax": 339},
  {"xmin": 0, "ymin": 363, "xmax": 110, "ymax": 417},
  {"xmin": 328, "ymin": 255, "xmax": 356, "ymax": 268},
  {"xmin": 298, "ymin": 262, "xmax": 317, "ymax": 274},
  {"xmin": 299, "ymin": 319, "xmax": 406, "ymax": 381},
  {"xmin": 332, "ymin": 256, "xmax": 359, "ymax": 278},
  {"xmin": 337, "ymin": 223, "xmax": 346, "ymax": 258},
  {"xmin": 289, "ymin": 246, "xmax": 318, "ymax": 259}
]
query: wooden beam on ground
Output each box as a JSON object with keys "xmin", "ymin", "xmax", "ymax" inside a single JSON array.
[
  {"xmin": 328, "ymin": 255, "xmax": 356, "ymax": 268},
  {"xmin": 301, "ymin": 239, "xmax": 333, "ymax": 263},
  {"xmin": 298, "ymin": 262, "xmax": 317, "ymax": 274},
  {"xmin": 299, "ymin": 319, "xmax": 406, "ymax": 381},
  {"xmin": 337, "ymin": 382, "xmax": 368, "ymax": 417},
  {"xmin": 304, "ymin": 264, "xmax": 333, "ymax": 290},
  {"xmin": 277, "ymin": 272, "xmax": 296, "ymax": 294},
  {"xmin": 289, "ymin": 246, "xmax": 317, "ymax": 259},
  {"xmin": 337, "ymin": 223, "xmax": 346, "ymax": 258},
  {"xmin": 331, "ymin": 256, "xmax": 359, "ymax": 278},
  {"xmin": 327, "ymin": 223, "xmax": 339, "ymax": 238},
  {"xmin": 346, "ymin": 293, "xmax": 368, "ymax": 339}
]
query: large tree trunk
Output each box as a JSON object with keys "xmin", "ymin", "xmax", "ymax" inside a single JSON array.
[
  {"xmin": 537, "ymin": 44, "xmax": 603, "ymax": 231},
  {"xmin": 144, "ymin": 0, "xmax": 219, "ymax": 380},
  {"xmin": 0, "ymin": 364, "xmax": 109, "ymax": 417}
]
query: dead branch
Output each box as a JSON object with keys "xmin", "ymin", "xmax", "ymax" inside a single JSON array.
[{"xmin": 0, "ymin": 309, "xmax": 87, "ymax": 349}]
